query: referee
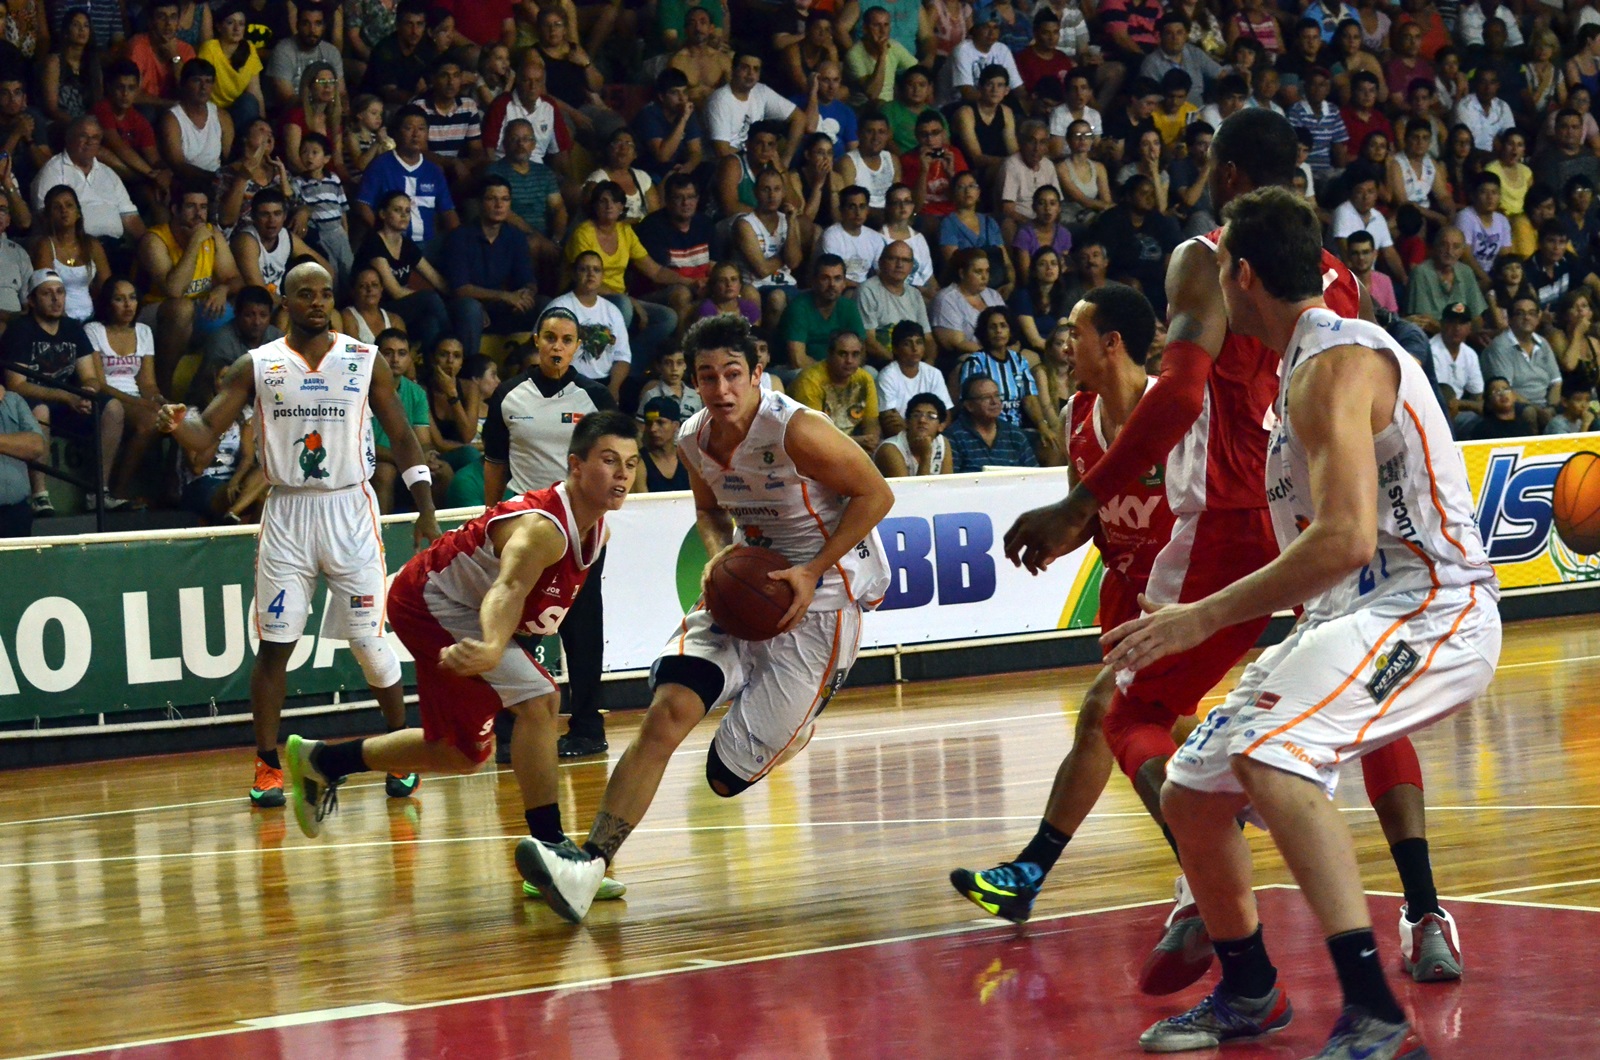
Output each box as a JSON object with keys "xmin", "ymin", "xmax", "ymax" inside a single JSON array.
[{"xmin": 482, "ymin": 306, "xmax": 615, "ymax": 758}]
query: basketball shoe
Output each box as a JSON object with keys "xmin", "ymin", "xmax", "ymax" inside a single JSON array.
[
  {"xmin": 250, "ymin": 757, "xmax": 285, "ymax": 808},
  {"xmin": 1138, "ymin": 983, "xmax": 1293, "ymax": 1053},
  {"xmin": 523, "ymin": 876, "xmax": 628, "ymax": 901},
  {"xmin": 948, "ymin": 862, "xmax": 1043, "ymax": 923},
  {"xmin": 1398, "ymin": 903, "xmax": 1462, "ymax": 982},
  {"xmin": 516, "ymin": 837, "xmax": 606, "ymax": 922},
  {"xmin": 284, "ymin": 735, "xmax": 342, "ymax": 840},
  {"xmin": 1305, "ymin": 1006, "xmax": 1429, "ymax": 1059},
  {"xmin": 1139, "ymin": 874, "xmax": 1213, "ymax": 994},
  {"xmin": 385, "ymin": 772, "xmax": 420, "ymax": 798}
]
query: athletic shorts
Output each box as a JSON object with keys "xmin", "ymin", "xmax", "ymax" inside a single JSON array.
[
  {"xmin": 387, "ymin": 564, "xmax": 559, "ymax": 762},
  {"xmin": 1115, "ymin": 507, "xmax": 1277, "ymax": 718},
  {"xmin": 654, "ymin": 605, "xmax": 863, "ymax": 784},
  {"xmin": 255, "ymin": 484, "xmax": 387, "ymax": 643},
  {"xmin": 1166, "ymin": 584, "xmax": 1501, "ymax": 799}
]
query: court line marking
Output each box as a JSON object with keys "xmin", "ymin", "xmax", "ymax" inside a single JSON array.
[
  {"xmin": 1459, "ymin": 877, "xmax": 1600, "ymax": 900},
  {"xmin": 19, "ymin": 884, "xmax": 1599, "ymax": 1060},
  {"xmin": 6, "ymin": 648, "xmax": 1594, "ymax": 832}
]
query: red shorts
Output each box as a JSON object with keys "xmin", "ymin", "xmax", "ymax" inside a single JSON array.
[
  {"xmin": 1117, "ymin": 507, "xmax": 1278, "ymax": 718},
  {"xmin": 387, "ymin": 566, "xmax": 555, "ymax": 764}
]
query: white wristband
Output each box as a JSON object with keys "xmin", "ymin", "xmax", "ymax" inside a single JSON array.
[{"xmin": 401, "ymin": 464, "xmax": 433, "ymax": 489}]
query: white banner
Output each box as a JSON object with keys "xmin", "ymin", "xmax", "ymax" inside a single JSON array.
[{"xmin": 598, "ymin": 469, "xmax": 1096, "ymax": 672}]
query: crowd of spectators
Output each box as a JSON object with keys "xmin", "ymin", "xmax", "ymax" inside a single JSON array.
[{"xmin": 0, "ymin": 0, "xmax": 1596, "ymax": 536}]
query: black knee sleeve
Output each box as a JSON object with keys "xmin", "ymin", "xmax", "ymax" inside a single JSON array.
[
  {"xmin": 705, "ymin": 742, "xmax": 754, "ymax": 798},
  {"xmin": 650, "ymin": 655, "xmax": 725, "ymax": 714}
]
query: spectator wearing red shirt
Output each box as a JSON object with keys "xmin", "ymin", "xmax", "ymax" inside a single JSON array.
[
  {"xmin": 1384, "ymin": 22, "xmax": 1434, "ymax": 103},
  {"xmin": 440, "ymin": 0, "xmax": 516, "ymax": 51},
  {"xmin": 901, "ymin": 109, "xmax": 968, "ymax": 229},
  {"xmin": 1015, "ymin": 12, "xmax": 1073, "ymax": 94},
  {"xmin": 92, "ymin": 60, "xmax": 174, "ymax": 213},
  {"xmin": 1341, "ymin": 72, "xmax": 1393, "ymax": 154},
  {"xmin": 1099, "ymin": 0, "xmax": 1165, "ymax": 60},
  {"xmin": 483, "ymin": 51, "xmax": 573, "ymax": 166},
  {"xmin": 127, "ymin": 0, "xmax": 197, "ymax": 106}
]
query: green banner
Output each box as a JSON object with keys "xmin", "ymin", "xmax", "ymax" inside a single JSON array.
[{"xmin": 0, "ymin": 516, "xmax": 562, "ymax": 723}]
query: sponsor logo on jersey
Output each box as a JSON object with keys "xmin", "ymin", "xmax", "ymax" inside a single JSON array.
[
  {"xmin": 297, "ymin": 431, "xmax": 331, "ymax": 479},
  {"xmin": 1267, "ymin": 475, "xmax": 1293, "ymax": 502},
  {"xmin": 764, "ymin": 475, "xmax": 785, "ymax": 490},
  {"xmin": 1140, "ymin": 464, "xmax": 1164, "ymax": 487},
  {"xmin": 1255, "ymin": 692, "xmax": 1281, "ymax": 711},
  {"xmin": 729, "ymin": 505, "xmax": 781, "ymax": 520},
  {"xmin": 1279, "ymin": 740, "xmax": 1322, "ymax": 767},
  {"xmin": 264, "ymin": 373, "xmax": 286, "ymax": 387},
  {"xmin": 300, "ymin": 377, "xmax": 330, "ymax": 392},
  {"xmin": 350, "ymin": 594, "xmax": 375, "ymax": 609},
  {"xmin": 1098, "ymin": 494, "xmax": 1163, "ymax": 529},
  {"xmin": 343, "ymin": 379, "xmax": 363, "ymax": 393},
  {"xmin": 561, "ymin": 412, "xmax": 587, "ymax": 424},
  {"xmin": 761, "ymin": 449, "xmax": 776, "ymax": 465},
  {"xmin": 272, "ymin": 403, "xmax": 348, "ymax": 420},
  {"xmin": 543, "ymin": 585, "xmax": 562, "ymax": 596},
  {"xmin": 723, "ymin": 474, "xmax": 750, "ymax": 492},
  {"xmin": 345, "ymin": 343, "xmax": 362, "ymax": 352},
  {"xmin": 1367, "ymin": 641, "xmax": 1419, "ymax": 702}
]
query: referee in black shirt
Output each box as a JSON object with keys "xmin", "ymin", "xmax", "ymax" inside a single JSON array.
[{"xmin": 482, "ymin": 307, "xmax": 616, "ymax": 757}]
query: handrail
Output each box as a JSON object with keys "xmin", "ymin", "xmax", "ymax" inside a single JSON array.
[{"xmin": 3, "ymin": 360, "xmax": 109, "ymax": 533}]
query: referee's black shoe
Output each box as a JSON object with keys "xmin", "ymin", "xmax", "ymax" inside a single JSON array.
[{"xmin": 557, "ymin": 733, "xmax": 608, "ymax": 758}]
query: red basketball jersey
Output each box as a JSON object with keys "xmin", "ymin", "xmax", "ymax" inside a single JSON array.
[
  {"xmin": 403, "ymin": 483, "xmax": 604, "ymax": 638},
  {"xmin": 1068, "ymin": 381, "xmax": 1175, "ymax": 584},
  {"xmin": 1163, "ymin": 230, "xmax": 1361, "ymax": 517}
]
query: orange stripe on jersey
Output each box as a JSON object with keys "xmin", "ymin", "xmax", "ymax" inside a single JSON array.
[
  {"xmin": 1241, "ymin": 589, "xmax": 1438, "ymax": 758},
  {"xmin": 1344, "ymin": 584, "xmax": 1478, "ymax": 752},
  {"xmin": 361, "ymin": 480, "xmax": 387, "ymax": 611},
  {"xmin": 748, "ymin": 612, "xmax": 843, "ymax": 783},
  {"xmin": 1402, "ymin": 402, "xmax": 1468, "ymax": 560},
  {"xmin": 1395, "ymin": 535, "xmax": 1441, "ymax": 590},
  {"xmin": 800, "ymin": 480, "xmax": 855, "ymax": 604}
]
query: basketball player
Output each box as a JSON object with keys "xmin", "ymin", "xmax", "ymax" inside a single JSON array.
[
  {"xmin": 518, "ymin": 313, "xmax": 896, "ymax": 923},
  {"xmin": 998, "ymin": 109, "xmax": 1464, "ymax": 995},
  {"xmin": 157, "ymin": 263, "xmax": 440, "ymax": 807},
  {"xmin": 280, "ymin": 409, "xmax": 639, "ymax": 886},
  {"xmin": 1104, "ymin": 185, "xmax": 1500, "ymax": 1058}
]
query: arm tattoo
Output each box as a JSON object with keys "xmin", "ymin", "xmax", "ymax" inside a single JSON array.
[{"xmin": 586, "ymin": 811, "xmax": 635, "ymax": 864}]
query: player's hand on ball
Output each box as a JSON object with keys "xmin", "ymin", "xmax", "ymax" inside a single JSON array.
[
  {"xmin": 769, "ymin": 565, "xmax": 818, "ymax": 633},
  {"xmin": 700, "ymin": 544, "xmax": 739, "ymax": 594},
  {"xmin": 155, "ymin": 403, "xmax": 187, "ymax": 434},
  {"xmin": 1100, "ymin": 595, "xmax": 1211, "ymax": 672},
  {"xmin": 1004, "ymin": 491, "xmax": 1097, "ymax": 574},
  {"xmin": 439, "ymin": 639, "xmax": 501, "ymax": 676}
]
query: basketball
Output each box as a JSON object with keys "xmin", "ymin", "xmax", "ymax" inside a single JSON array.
[
  {"xmin": 1553, "ymin": 452, "xmax": 1600, "ymax": 557},
  {"xmin": 704, "ymin": 546, "xmax": 795, "ymax": 641}
]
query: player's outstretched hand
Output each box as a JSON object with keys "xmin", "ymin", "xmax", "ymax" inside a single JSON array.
[
  {"xmin": 769, "ymin": 565, "xmax": 817, "ymax": 633},
  {"xmin": 439, "ymin": 638, "xmax": 502, "ymax": 677},
  {"xmin": 414, "ymin": 511, "xmax": 442, "ymax": 549},
  {"xmin": 700, "ymin": 544, "xmax": 739, "ymax": 594},
  {"xmin": 1100, "ymin": 595, "xmax": 1211, "ymax": 672},
  {"xmin": 155, "ymin": 403, "xmax": 187, "ymax": 434},
  {"xmin": 1003, "ymin": 491, "xmax": 1097, "ymax": 574}
]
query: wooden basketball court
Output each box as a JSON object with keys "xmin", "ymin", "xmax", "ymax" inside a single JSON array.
[{"xmin": 2, "ymin": 613, "xmax": 1597, "ymax": 1058}]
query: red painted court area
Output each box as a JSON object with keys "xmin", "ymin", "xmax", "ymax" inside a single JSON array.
[{"xmin": 70, "ymin": 889, "xmax": 1598, "ymax": 1059}]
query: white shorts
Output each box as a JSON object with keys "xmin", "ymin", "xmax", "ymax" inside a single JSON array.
[
  {"xmin": 1167, "ymin": 584, "xmax": 1501, "ymax": 799},
  {"xmin": 255, "ymin": 484, "xmax": 388, "ymax": 643},
  {"xmin": 418, "ymin": 580, "xmax": 559, "ymax": 705},
  {"xmin": 654, "ymin": 606, "xmax": 863, "ymax": 783}
]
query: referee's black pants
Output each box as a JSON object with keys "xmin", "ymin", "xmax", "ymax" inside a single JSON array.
[{"xmin": 558, "ymin": 545, "xmax": 606, "ymax": 739}]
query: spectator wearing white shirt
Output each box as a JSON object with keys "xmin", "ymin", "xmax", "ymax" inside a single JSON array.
[
  {"xmin": 1331, "ymin": 164, "xmax": 1407, "ymax": 283},
  {"xmin": 858, "ymin": 240, "xmax": 931, "ymax": 364},
  {"xmin": 875, "ymin": 321, "xmax": 951, "ymax": 440},
  {"xmin": 998, "ymin": 120, "xmax": 1061, "ymax": 241},
  {"xmin": 1453, "ymin": 68, "xmax": 1517, "ymax": 152},
  {"xmin": 1047, "ymin": 71, "xmax": 1102, "ymax": 159},
  {"xmin": 949, "ymin": 14, "xmax": 1024, "ymax": 104},
  {"xmin": 1428, "ymin": 301, "xmax": 1484, "ymax": 436},
  {"xmin": 1453, "ymin": 171, "xmax": 1513, "ymax": 283},
  {"xmin": 31, "ymin": 116, "xmax": 143, "ymax": 243},
  {"xmin": 703, "ymin": 51, "xmax": 811, "ymax": 163},
  {"xmin": 548, "ymin": 251, "xmax": 632, "ymax": 402},
  {"xmin": 817, "ymin": 186, "xmax": 888, "ymax": 287},
  {"xmin": 1456, "ymin": 1, "xmax": 1523, "ymax": 48}
]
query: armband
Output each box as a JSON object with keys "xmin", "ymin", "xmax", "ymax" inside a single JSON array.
[{"xmin": 401, "ymin": 464, "xmax": 433, "ymax": 489}]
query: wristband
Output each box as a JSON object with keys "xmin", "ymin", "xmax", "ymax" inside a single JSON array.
[{"xmin": 401, "ymin": 464, "xmax": 433, "ymax": 489}]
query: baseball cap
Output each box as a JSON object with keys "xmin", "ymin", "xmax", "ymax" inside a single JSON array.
[
  {"xmin": 25, "ymin": 269, "xmax": 62, "ymax": 299},
  {"xmin": 641, "ymin": 396, "xmax": 682, "ymax": 422},
  {"xmin": 1441, "ymin": 303, "xmax": 1472, "ymax": 324}
]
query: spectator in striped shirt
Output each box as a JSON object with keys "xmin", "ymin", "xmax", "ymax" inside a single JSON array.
[
  {"xmin": 1287, "ymin": 67, "xmax": 1349, "ymax": 177},
  {"xmin": 414, "ymin": 55, "xmax": 485, "ymax": 187},
  {"xmin": 291, "ymin": 133, "xmax": 352, "ymax": 290},
  {"xmin": 945, "ymin": 372, "xmax": 1039, "ymax": 472},
  {"xmin": 952, "ymin": 307, "xmax": 1053, "ymax": 445}
]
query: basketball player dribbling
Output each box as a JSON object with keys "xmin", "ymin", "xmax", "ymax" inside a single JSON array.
[
  {"xmin": 280, "ymin": 407, "xmax": 640, "ymax": 912},
  {"xmin": 1104, "ymin": 185, "xmax": 1500, "ymax": 1059},
  {"xmin": 519, "ymin": 313, "xmax": 896, "ymax": 923},
  {"xmin": 158, "ymin": 263, "xmax": 440, "ymax": 808},
  {"xmin": 998, "ymin": 109, "xmax": 1464, "ymax": 994}
]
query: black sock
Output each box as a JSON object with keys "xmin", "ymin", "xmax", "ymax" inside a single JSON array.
[
  {"xmin": 526, "ymin": 804, "xmax": 566, "ymax": 845},
  {"xmin": 1327, "ymin": 928, "xmax": 1404, "ymax": 1024},
  {"xmin": 1017, "ymin": 821, "xmax": 1070, "ymax": 875},
  {"xmin": 315, "ymin": 739, "xmax": 368, "ymax": 782},
  {"xmin": 1214, "ymin": 925, "xmax": 1277, "ymax": 998},
  {"xmin": 1160, "ymin": 823, "xmax": 1181, "ymax": 861},
  {"xmin": 258, "ymin": 748, "xmax": 281, "ymax": 770},
  {"xmin": 1391, "ymin": 838, "xmax": 1439, "ymax": 919},
  {"xmin": 582, "ymin": 840, "xmax": 607, "ymax": 863}
]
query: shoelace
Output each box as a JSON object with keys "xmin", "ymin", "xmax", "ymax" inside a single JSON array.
[
  {"xmin": 984, "ymin": 863, "xmax": 1040, "ymax": 890},
  {"xmin": 1170, "ymin": 992, "xmax": 1260, "ymax": 1033},
  {"xmin": 313, "ymin": 778, "xmax": 342, "ymax": 823}
]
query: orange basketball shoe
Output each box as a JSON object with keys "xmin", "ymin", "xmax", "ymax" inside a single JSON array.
[{"xmin": 250, "ymin": 757, "xmax": 285, "ymax": 808}]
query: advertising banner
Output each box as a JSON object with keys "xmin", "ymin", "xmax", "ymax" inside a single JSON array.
[{"xmin": 1, "ymin": 437, "xmax": 1595, "ymax": 723}]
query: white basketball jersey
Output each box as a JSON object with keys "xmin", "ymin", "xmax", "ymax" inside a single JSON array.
[
  {"xmin": 252, "ymin": 334, "xmax": 378, "ymax": 490},
  {"xmin": 1268, "ymin": 309, "xmax": 1497, "ymax": 623},
  {"xmin": 677, "ymin": 391, "xmax": 891, "ymax": 612}
]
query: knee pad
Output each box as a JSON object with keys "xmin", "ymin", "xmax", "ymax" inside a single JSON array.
[
  {"xmin": 1361, "ymin": 736, "xmax": 1423, "ymax": 804},
  {"xmin": 650, "ymin": 655, "xmax": 726, "ymax": 714},
  {"xmin": 705, "ymin": 742, "xmax": 754, "ymax": 798},
  {"xmin": 348, "ymin": 636, "xmax": 402, "ymax": 689},
  {"xmin": 1102, "ymin": 692, "xmax": 1179, "ymax": 780}
]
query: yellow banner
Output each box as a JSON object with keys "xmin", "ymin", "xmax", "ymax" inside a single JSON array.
[{"xmin": 1461, "ymin": 436, "xmax": 1600, "ymax": 590}]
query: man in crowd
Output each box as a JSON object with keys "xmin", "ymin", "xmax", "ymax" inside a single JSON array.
[
  {"xmin": 780, "ymin": 255, "xmax": 866, "ymax": 369},
  {"xmin": 1429, "ymin": 302, "xmax": 1484, "ymax": 437},
  {"xmin": 790, "ymin": 330, "xmax": 880, "ymax": 453},
  {"xmin": 32, "ymin": 116, "xmax": 144, "ymax": 244},
  {"xmin": 945, "ymin": 373, "xmax": 1039, "ymax": 472},
  {"xmin": 1481, "ymin": 295, "xmax": 1563, "ymax": 431},
  {"xmin": 441, "ymin": 176, "xmax": 542, "ymax": 357},
  {"xmin": 858, "ymin": 240, "xmax": 930, "ymax": 366}
]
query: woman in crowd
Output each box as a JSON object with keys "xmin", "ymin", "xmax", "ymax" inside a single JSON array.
[
  {"xmin": 283, "ymin": 61, "xmax": 344, "ymax": 177},
  {"xmin": 931, "ymin": 248, "xmax": 1006, "ymax": 363},
  {"xmin": 1114, "ymin": 129, "xmax": 1168, "ymax": 215},
  {"xmin": 939, "ymin": 170, "xmax": 1014, "ymax": 296},
  {"xmin": 1440, "ymin": 122, "xmax": 1481, "ymax": 209},
  {"xmin": 359, "ymin": 189, "xmax": 458, "ymax": 352},
  {"xmin": 338, "ymin": 266, "xmax": 404, "ymax": 344},
  {"xmin": 216, "ymin": 119, "xmax": 294, "ymax": 234},
  {"xmin": 1011, "ymin": 246, "xmax": 1073, "ymax": 353},
  {"xmin": 86, "ymin": 278, "xmax": 162, "ymax": 509},
  {"xmin": 696, "ymin": 261, "xmax": 761, "ymax": 325},
  {"xmin": 565, "ymin": 181, "xmax": 689, "ymax": 365},
  {"xmin": 1485, "ymin": 129, "xmax": 1531, "ymax": 218},
  {"xmin": 198, "ymin": 2, "xmax": 264, "ymax": 129},
  {"xmin": 32, "ymin": 185, "xmax": 108, "ymax": 324},
  {"xmin": 1035, "ymin": 321, "xmax": 1076, "ymax": 420},
  {"xmin": 584, "ymin": 128, "xmax": 660, "ymax": 224},
  {"xmin": 1553, "ymin": 289, "xmax": 1600, "ymax": 393},
  {"xmin": 1012, "ymin": 186, "xmax": 1073, "ymax": 288},
  {"xmin": 881, "ymin": 182, "xmax": 937, "ymax": 296},
  {"xmin": 786, "ymin": 132, "xmax": 845, "ymax": 262},
  {"xmin": 1056, "ymin": 119, "xmax": 1113, "ymax": 233},
  {"xmin": 38, "ymin": 8, "xmax": 99, "ymax": 127}
]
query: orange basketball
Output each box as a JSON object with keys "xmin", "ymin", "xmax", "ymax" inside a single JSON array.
[{"xmin": 1552, "ymin": 451, "xmax": 1600, "ymax": 557}]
